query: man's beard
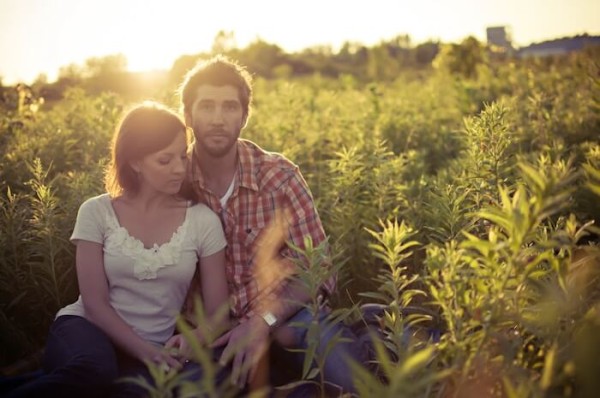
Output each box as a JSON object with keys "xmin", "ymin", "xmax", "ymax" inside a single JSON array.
[{"xmin": 193, "ymin": 126, "xmax": 238, "ymax": 158}]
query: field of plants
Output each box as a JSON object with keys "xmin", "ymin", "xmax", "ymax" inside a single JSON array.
[{"xmin": 1, "ymin": 43, "xmax": 600, "ymax": 397}]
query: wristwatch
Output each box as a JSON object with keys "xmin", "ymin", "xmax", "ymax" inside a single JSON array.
[{"xmin": 260, "ymin": 311, "xmax": 277, "ymax": 328}]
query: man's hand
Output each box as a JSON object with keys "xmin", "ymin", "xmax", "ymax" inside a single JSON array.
[{"xmin": 212, "ymin": 315, "xmax": 270, "ymax": 387}]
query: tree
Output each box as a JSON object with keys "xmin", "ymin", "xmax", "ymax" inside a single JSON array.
[
  {"xmin": 84, "ymin": 54, "xmax": 128, "ymax": 78},
  {"xmin": 58, "ymin": 63, "xmax": 84, "ymax": 82},
  {"xmin": 169, "ymin": 54, "xmax": 204, "ymax": 86},
  {"xmin": 415, "ymin": 41, "xmax": 440, "ymax": 66},
  {"xmin": 211, "ymin": 30, "xmax": 237, "ymax": 55},
  {"xmin": 367, "ymin": 43, "xmax": 400, "ymax": 81},
  {"xmin": 237, "ymin": 39, "xmax": 285, "ymax": 78},
  {"xmin": 434, "ymin": 36, "xmax": 487, "ymax": 78}
]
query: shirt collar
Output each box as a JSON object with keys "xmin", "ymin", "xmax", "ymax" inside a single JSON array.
[
  {"xmin": 236, "ymin": 139, "xmax": 259, "ymax": 192},
  {"xmin": 190, "ymin": 139, "xmax": 260, "ymax": 193}
]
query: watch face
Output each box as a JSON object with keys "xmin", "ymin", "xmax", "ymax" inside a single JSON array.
[{"xmin": 263, "ymin": 312, "xmax": 277, "ymax": 326}]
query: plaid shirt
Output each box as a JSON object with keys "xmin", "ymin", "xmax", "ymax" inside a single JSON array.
[{"xmin": 188, "ymin": 139, "xmax": 335, "ymax": 321}]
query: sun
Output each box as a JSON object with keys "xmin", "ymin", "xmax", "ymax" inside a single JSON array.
[
  {"xmin": 125, "ymin": 43, "xmax": 181, "ymax": 73},
  {"xmin": 90, "ymin": 1, "xmax": 226, "ymax": 74},
  {"xmin": 120, "ymin": 30, "xmax": 213, "ymax": 74}
]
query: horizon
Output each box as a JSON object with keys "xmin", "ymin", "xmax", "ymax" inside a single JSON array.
[{"xmin": 1, "ymin": 0, "xmax": 599, "ymax": 85}]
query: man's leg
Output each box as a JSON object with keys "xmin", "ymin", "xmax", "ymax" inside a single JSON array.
[
  {"xmin": 277, "ymin": 307, "xmax": 366, "ymax": 395},
  {"xmin": 6, "ymin": 315, "xmax": 119, "ymax": 398}
]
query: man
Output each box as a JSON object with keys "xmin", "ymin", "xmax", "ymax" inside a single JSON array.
[{"xmin": 179, "ymin": 55, "xmax": 363, "ymax": 394}]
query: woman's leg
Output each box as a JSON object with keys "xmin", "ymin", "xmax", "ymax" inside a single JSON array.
[
  {"xmin": 6, "ymin": 315, "xmax": 119, "ymax": 398},
  {"xmin": 110, "ymin": 347, "xmax": 234, "ymax": 398},
  {"xmin": 107, "ymin": 355, "xmax": 149, "ymax": 398}
]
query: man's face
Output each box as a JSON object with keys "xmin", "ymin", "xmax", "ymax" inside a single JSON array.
[{"xmin": 187, "ymin": 84, "xmax": 245, "ymax": 158}]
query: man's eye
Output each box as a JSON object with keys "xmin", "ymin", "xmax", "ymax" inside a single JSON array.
[{"xmin": 158, "ymin": 159, "xmax": 170, "ymax": 165}]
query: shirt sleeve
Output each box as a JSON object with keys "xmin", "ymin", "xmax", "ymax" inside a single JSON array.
[
  {"xmin": 195, "ymin": 205, "xmax": 227, "ymax": 258},
  {"xmin": 281, "ymin": 169, "xmax": 336, "ymax": 297},
  {"xmin": 70, "ymin": 196, "xmax": 105, "ymax": 245}
]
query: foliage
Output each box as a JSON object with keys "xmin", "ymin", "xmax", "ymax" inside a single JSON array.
[
  {"xmin": 0, "ymin": 159, "xmax": 102, "ymax": 364},
  {"xmin": 1, "ymin": 47, "xmax": 600, "ymax": 397}
]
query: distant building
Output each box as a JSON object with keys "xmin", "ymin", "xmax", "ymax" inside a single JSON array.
[
  {"xmin": 486, "ymin": 26, "xmax": 513, "ymax": 50},
  {"xmin": 518, "ymin": 34, "xmax": 600, "ymax": 57}
]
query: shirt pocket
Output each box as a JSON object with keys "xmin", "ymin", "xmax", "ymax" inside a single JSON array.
[
  {"xmin": 230, "ymin": 221, "xmax": 266, "ymax": 285},
  {"xmin": 234, "ymin": 222, "xmax": 266, "ymax": 257}
]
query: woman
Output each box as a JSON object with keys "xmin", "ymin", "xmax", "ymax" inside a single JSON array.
[{"xmin": 7, "ymin": 101, "xmax": 229, "ymax": 398}]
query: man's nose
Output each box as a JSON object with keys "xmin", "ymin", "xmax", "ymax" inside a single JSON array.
[{"xmin": 211, "ymin": 107, "xmax": 225, "ymax": 124}]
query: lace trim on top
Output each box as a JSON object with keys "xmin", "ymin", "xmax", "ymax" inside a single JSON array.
[{"xmin": 104, "ymin": 204, "xmax": 190, "ymax": 280}]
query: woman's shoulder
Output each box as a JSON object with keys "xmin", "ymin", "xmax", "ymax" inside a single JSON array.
[
  {"xmin": 78, "ymin": 193, "xmax": 112, "ymax": 212},
  {"xmin": 184, "ymin": 203, "xmax": 225, "ymax": 244},
  {"xmin": 186, "ymin": 202, "xmax": 219, "ymax": 220}
]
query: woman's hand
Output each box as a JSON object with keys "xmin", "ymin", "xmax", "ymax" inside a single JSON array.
[
  {"xmin": 164, "ymin": 328, "xmax": 205, "ymax": 360},
  {"xmin": 136, "ymin": 341, "xmax": 183, "ymax": 372},
  {"xmin": 164, "ymin": 334, "xmax": 189, "ymax": 360}
]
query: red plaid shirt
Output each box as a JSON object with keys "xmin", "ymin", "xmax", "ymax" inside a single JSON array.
[{"xmin": 188, "ymin": 139, "xmax": 335, "ymax": 320}]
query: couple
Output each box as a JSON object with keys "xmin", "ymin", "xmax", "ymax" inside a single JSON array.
[{"xmin": 7, "ymin": 56, "xmax": 364, "ymax": 397}]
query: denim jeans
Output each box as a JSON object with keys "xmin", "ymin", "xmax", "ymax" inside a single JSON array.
[
  {"xmin": 183, "ymin": 307, "xmax": 366, "ymax": 396},
  {"xmin": 5, "ymin": 315, "xmax": 151, "ymax": 398},
  {"xmin": 8, "ymin": 315, "xmax": 118, "ymax": 398},
  {"xmin": 7, "ymin": 310, "xmax": 365, "ymax": 397},
  {"xmin": 270, "ymin": 307, "xmax": 366, "ymax": 395}
]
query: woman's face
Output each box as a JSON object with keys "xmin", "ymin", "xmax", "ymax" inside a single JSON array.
[{"xmin": 133, "ymin": 131, "xmax": 188, "ymax": 196}]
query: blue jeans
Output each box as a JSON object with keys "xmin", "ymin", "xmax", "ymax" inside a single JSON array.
[
  {"xmin": 4, "ymin": 315, "xmax": 154, "ymax": 398},
  {"xmin": 7, "ymin": 310, "xmax": 365, "ymax": 397},
  {"xmin": 183, "ymin": 307, "xmax": 366, "ymax": 396},
  {"xmin": 271, "ymin": 307, "xmax": 366, "ymax": 395}
]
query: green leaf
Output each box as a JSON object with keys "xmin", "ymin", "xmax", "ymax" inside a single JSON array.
[
  {"xmin": 518, "ymin": 162, "xmax": 546, "ymax": 191},
  {"xmin": 398, "ymin": 345, "xmax": 435, "ymax": 376},
  {"xmin": 540, "ymin": 343, "xmax": 557, "ymax": 390}
]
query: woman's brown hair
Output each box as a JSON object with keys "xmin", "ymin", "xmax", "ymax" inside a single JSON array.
[{"xmin": 104, "ymin": 101, "xmax": 187, "ymax": 197}]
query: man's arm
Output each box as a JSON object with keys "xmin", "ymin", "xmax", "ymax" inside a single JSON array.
[{"xmin": 213, "ymin": 169, "xmax": 335, "ymax": 386}]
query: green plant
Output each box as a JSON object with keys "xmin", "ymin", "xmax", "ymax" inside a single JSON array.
[{"xmin": 281, "ymin": 237, "xmax": 357, "ymax": 397}]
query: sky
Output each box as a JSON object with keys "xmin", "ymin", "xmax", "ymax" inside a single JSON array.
[{"xmin": 1, "ymin": 0, "xmax": 599, "ymax": 85}]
